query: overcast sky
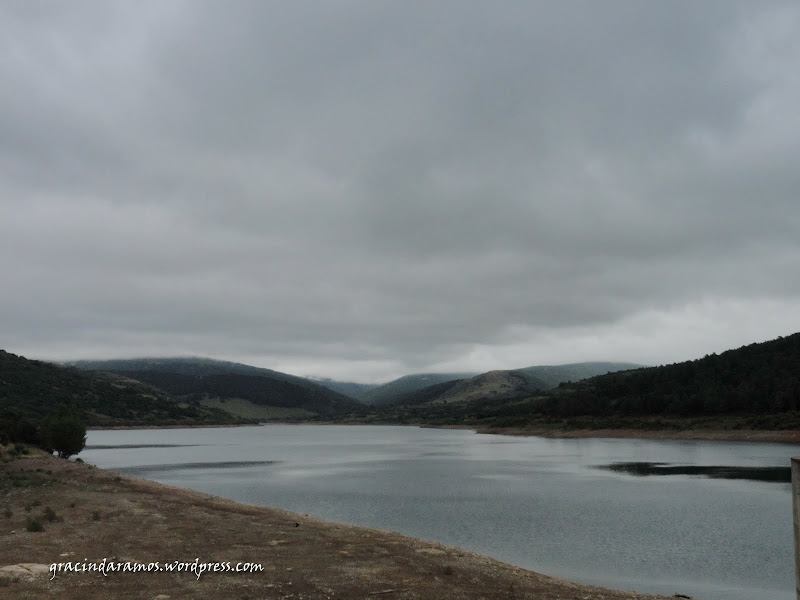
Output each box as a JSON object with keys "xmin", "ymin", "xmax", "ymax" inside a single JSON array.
[{"xmin": 2, "ymin": 1, "xmax": 799, "ymax": 383}]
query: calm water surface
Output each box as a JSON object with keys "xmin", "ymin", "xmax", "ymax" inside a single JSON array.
[{"xmin": 83, "ymin": 425, "xmax": 798, "ymax": 600}]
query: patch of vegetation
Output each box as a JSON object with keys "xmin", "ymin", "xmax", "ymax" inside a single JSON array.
[
  {"xmin": 199, "ymin": 397, "xmax": 316, "ymax": 420},
  {"xmin": 40, "ymin": 406, "xmax": 86, "ymax": 459},
  {"xmin": 91, "ymin": 510, "xmax": 101, "ymax": 521},
  {"xmin": 0, "ymin": 469, "xmax": 53, "ymax": 492},
  {"xmin": 42, "ymin": 506, "xmax": 61, "ymax": 522},
  {"xmin": 25, "ymin": 517, "xmax": 44, "ymax": 532}
]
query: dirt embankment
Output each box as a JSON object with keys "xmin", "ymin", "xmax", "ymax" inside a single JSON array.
[{"xmin": 0, "ymin": 451, "xmax": 674, "ymax": 600}]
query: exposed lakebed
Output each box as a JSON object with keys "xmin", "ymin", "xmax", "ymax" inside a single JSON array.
[{"xmin": 82, "ymin": 425, "xmax": 799, "ymax": 600}]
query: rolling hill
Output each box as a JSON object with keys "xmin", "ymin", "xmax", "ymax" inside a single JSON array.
[
  {"xmin": 308, "ymin": 378, "xmax": 379, "ymax": 400},
  {"xmin": 384, "ymin": 363, "xmax": 640, "ymax": 408},
  {"xmin": 511, "ymin": 362, "xmax": 643, "ymax": 389},
  {"xmin": 68, "ymin": 357, "xmax": 363, "ymax": 419},
  {"xmin": 424, "ymin": 370, "xmax": 548, "ymax": 405},
  {"xmin": 0, "ymin": 350, "xmax": 243, "ymax": 427},
  {"xmin": 362, "ymin": 373, "xmax": 477, "ymax": 406},
  {"xmin": 370, "ymin": 334, "xmax": 800, "ymax": 430}
]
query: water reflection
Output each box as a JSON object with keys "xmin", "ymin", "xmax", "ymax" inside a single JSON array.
[
  {"xmin": 86, "ymin": 444, "xmax": 207, "ymax": 449},
  {"xmin": 117, "ymin": 460, "xmax": 278, "ymax": 474},
  {"xmin": 598, "ymin": 462, "xmax": 790, "ymax": 483}
]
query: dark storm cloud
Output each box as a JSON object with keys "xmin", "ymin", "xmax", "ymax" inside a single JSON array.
[{"xmin": 1, "ymin": 1, "xmax": 799, "ymax": 381}]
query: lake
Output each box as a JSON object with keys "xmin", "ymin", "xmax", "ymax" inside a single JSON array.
[{"xmin": 82, "ymin": 425, "xmax": 798, "ymax": 600}]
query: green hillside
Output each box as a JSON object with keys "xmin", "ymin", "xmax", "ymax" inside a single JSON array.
[
  {"xmin": 361, "ymin": 334, "xmax": 800, "ymax": 430},
  {"xmin": 362, "ymin": 373, "xmax": 477, "ymax": 406},
  {"xmin": 543, "ymin": 334, "xmax": 800, "ymax": 419},
  {"xmin": 379, "ymin": 379, "xmax": 464, "ymax": 406},
  {"xmin": 309, "ymin": 378, "xmax": 379, "ymax": 400},
  {"xmin": 389, "ymin": 370, "xmax": 548, "ymax": 407},
  {"xmin": 0, "ymin": 350, "xmax": 245, "ymax": 428},
  {"xmin": 69, "ymin": 357, "xmax": 362, "ymax": 419},
  {"xmin": 511, "ymin": 362, "xmax": 643, "ymax": 389},
  {"xmin": 70, "ymin": 357, "xmax": 313, "ymax": 386}
]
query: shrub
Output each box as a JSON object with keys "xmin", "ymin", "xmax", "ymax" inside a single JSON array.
[
  {"xmin": 91, "ymin": 510, "xmax": 101, "ymax": 521},
  {"xmin": 11, "ymin": 443, "xmax": 27, "ymax": 456},
  {"xmin": 40, "ymin": 406, "xmax": 86, "ymax": 459},
  {"xmin": 43, "ymin": 507, "xmax": 60, "ymax": 522},
  {"xmin": 25, "ymin": 517, "xmax": 44, "ymax": 532}
]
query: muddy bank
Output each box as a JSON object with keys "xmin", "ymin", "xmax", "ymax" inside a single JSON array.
[{"xmin": 0, "ymin": 452, "xmax": 672, "ymax": 600}]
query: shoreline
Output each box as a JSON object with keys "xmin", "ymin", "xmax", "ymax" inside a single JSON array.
[
  {"xmin": 0, "ymin": 452, "xmax": 672, "ymax": 599},
  {"xmin": 468, "ymin": 426, "xmax": 800, "ymax": 444},
  {"xmin": 89, "ymin": 420, "xmax": 800, "ymax": 444}
]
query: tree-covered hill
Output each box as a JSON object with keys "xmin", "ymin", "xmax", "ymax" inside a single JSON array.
[
  {"xmin": 69, "ymin": 357, "xmax": 312, "ymax": 386},
  {"xmin": 362, "ymin": 373, "xmax": 477, "ymax": 406},
  {"xmin": 362, "ymin": 334, "xmax": 800, "ymax": 430},
  {"xmin": 69, "ymin": 357, "xmax": 363, "ymax": 418},
  {"xmin": 398, "ymin": 370, "xmax": 548, "ymax": 406},
  {"xmin": 307, "ymin": 378, "xmax": 379, "ymax": 400},
  {"xmin": 511, "ymin": 362, "xmax": 643, "ymax": 389},
  {"xmin": 0, "ymin": 350, "xmax": 244, "ymax": 428},
  {"xmin": 378, "ymin": 379, "xmax": 465, "ymax": 407},
  {"xmin": 544, "ymin": 333, "xmax": 800, "ymax": 418}
]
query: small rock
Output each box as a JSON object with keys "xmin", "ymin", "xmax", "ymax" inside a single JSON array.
[{"xmin": 0, "ymin": 564, "xmax": 51, "ymax": 578}]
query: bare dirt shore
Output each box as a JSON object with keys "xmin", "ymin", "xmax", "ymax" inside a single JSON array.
[{"xmin": 0, "ymin": 451, "xmax": 675, "ymax": 600}]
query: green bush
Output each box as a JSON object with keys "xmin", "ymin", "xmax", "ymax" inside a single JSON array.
[
  {"xmin": 40, "ymin": 406, "xmax": 86, "ymax": 459},
  {"xmin": 25, "ymin": 517, "xmax": 44, "ymax": 532},
  {"xmin": 42, "ymin": 507, "xmax": 60, "ymax": 522}
]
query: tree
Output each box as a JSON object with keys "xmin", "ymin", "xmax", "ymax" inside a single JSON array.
[{"xmin": 40, "ymin": 406, "xmax": 87, "ymax": 459}]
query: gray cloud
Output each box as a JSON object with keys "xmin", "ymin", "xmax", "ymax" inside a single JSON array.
[{"xmin": 2, "ymin": 1, "xmax": 799, "ymax": 381}]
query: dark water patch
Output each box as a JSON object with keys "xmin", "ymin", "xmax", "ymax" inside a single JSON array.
[
  {"xmin": 597, "ymin": 462, "xmax": 790, "ymax": 483},
  {"xmin": 86, "ymin": 444, "xmax": 208, "ymax": 449},
  {"xmin": 117, "ymin": 460, "xmax": 278, "ymax": 474}
]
